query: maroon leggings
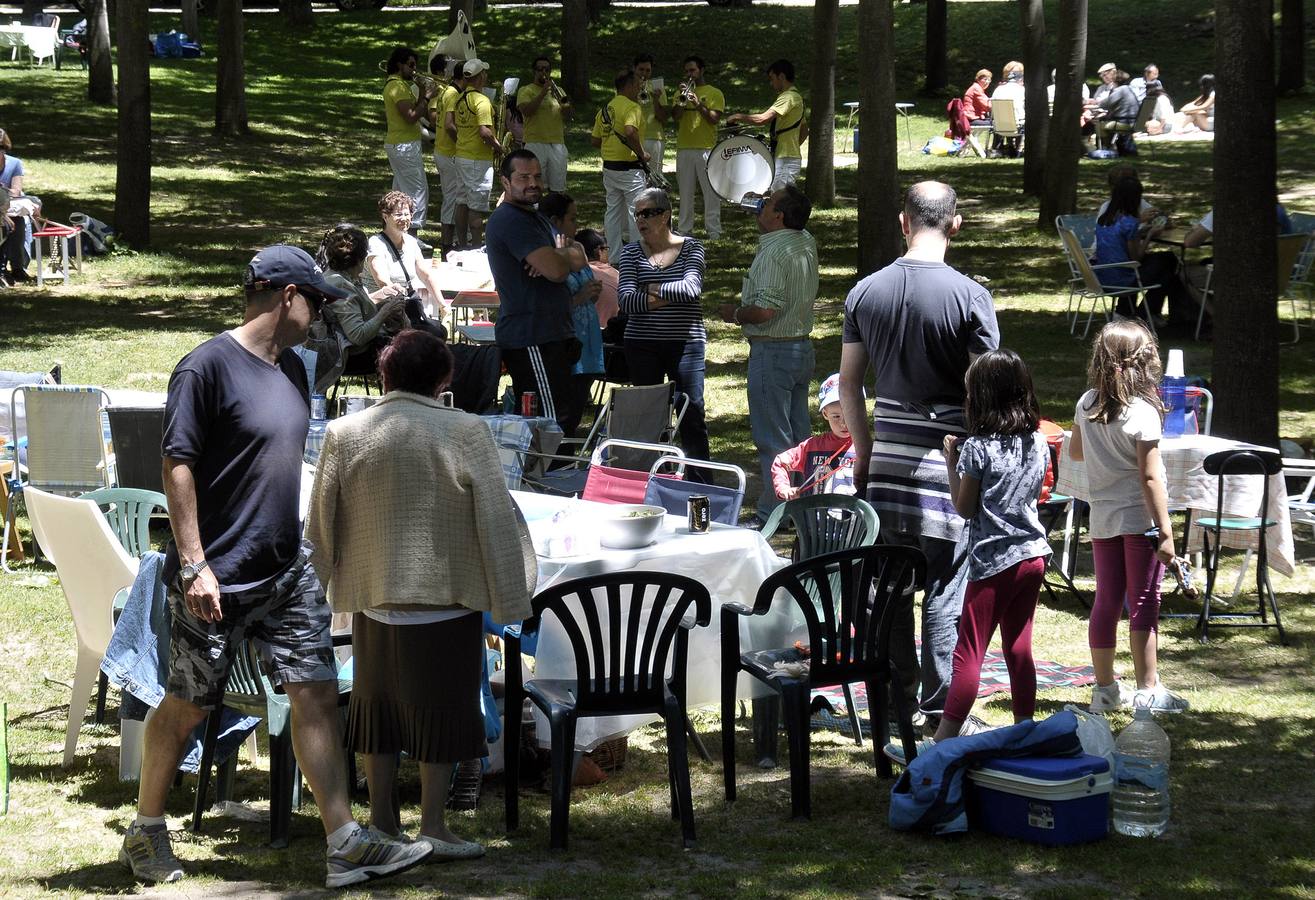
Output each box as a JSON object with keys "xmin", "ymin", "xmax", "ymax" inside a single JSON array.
[
  {"xmin": 943, "ymin": 556, "xmax": 1046, "ymax": 724},
  {"xmin": 1088, "ymin": 533, "xmax": 1164, "ymax": 649}
]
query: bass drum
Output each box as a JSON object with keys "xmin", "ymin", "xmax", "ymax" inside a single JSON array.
[{"xmin": 706, "ymin": 134, "xmax": 773, "ymax": 203}]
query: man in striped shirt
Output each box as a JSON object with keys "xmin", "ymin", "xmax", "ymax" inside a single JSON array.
[
  {"xmin": 838, "ymin": 181, "xmax": 999, "ymax": 737},
  {"xmin": 718, "ymin": 184, "xmax": 819, "ymax": 523}
]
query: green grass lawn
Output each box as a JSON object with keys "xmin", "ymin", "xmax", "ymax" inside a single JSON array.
[{"xmin": 2, "ymin": 0, "xmax": 1315, "ymax": 896}]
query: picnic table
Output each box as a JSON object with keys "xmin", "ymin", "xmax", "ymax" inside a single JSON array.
[{"xmin": 1055, "ymin": 432, "xmax": 1295, "ymax": 577}]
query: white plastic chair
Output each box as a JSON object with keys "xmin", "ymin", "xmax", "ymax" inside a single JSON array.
[
  {"xmin": 23, "ymin": 23, "xmax": 56, "ymax": 66},
  {"xmin": 1059, "ymin": 227, "xmax": 1160, "ymax": 339},
  {"xmin": 1284, "ymin": 457, "xmax": 1315, "ymax": 542},
  {"xmin": 24, "ymin": 487, "xmax": 138, "ymax": 767}
]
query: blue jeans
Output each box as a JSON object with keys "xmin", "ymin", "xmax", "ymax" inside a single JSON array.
[
  {"xmin": 747, "ymin": 339, "xmax": 815, "ymax": 518},
  {"xmin": 624, "ymin": 339, "xmax": 709, "ymax": 464}
]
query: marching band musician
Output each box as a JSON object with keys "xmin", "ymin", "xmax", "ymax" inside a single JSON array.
[
  {"xmin": 726, "ymin": 58, "xmax": 807, "ymax": 190},
  {"xmin": 673, "ymin": 55, "xmax": 724, "ymax": 241},
  {"xmin": 383, "ymin": 46, "xmax": 437, "ymax": 236},
  {"xmin": 519, "ymin": 56, "xmax": 572, "ymax": 193},
  {"xmin": 633, "ymin": 53, "xmax": 669, "ymax": 175},
  {"xmin": 452, "ymin": 58, "xmax": 503, "ymax": 250},
  {"xmin": 428, "ymin": 54, "xmax": 461, "ymax": 257},
  {"xmin": 591, "ymin": 68, "xmax": 648, "ymax": 255}
]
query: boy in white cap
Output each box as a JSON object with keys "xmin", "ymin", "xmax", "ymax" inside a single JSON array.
[{"xmin": 770, "ymin": 373, "xmax": 857, "ymax": 501}]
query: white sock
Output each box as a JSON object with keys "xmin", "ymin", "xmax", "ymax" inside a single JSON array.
[
  {"xmin": 327, "ymin": 820, "xmax": 361, "ymax": 852},
  {"xmin": 133, "ymin": 813, "xmax": 167, "ymax": 830}
]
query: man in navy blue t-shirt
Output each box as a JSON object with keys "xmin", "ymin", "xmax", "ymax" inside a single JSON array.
[
  {"xmin": 120, "ymin": 246, "xmax": 430, "ymax": 888},
  {"xmin": 485, "ymin": 148, "xmax": 590, "ymax": 432}
]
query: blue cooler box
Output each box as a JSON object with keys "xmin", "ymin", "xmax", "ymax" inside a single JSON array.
[{"xmin": 966, "ymin": 753, "xmax": 1111, "ymax": 846}]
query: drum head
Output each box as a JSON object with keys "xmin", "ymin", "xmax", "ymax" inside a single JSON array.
[{"xmin": 706, "ymin": 134, "xmax": 773, "ymax": 203}]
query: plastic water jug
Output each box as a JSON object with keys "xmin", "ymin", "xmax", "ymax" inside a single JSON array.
[
  {"xmin": 1112, "ymin": 708, "xmax": 1171, "ymax": 837},
  {"xmin": 1161, "ymin": 348, "xmax": 1186, "ymax": 438}
]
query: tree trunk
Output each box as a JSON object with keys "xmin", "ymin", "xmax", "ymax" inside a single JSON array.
[
  {"xmin": 856, "ymin": 0, "xmax": 901, "ymax": 275},
  {"xmin": 922, "ymin": 0, "xmax": 947, "ymax": 93},
  {"xmin": 215, "ymin": 0, "xmax": 248, "ymax": 135},
  {"xmin": 87, "ymin": 0, "xmax": 115, "ymax": 105},
  {"xmin": 1277, "ymin": 0, "xmax": 1305, "ymax": 94},
  {"xmin": 181, "ymin": 0, "xmax": 199, "ymax": 40},
  {"xmin": 115, "ymin": 0, "xmax": 151, "ymax": 248},
  {"xmin": 806, "ymin": 0, "xmax": 839, "ymax": 207},
  {"xmin": 561, "ymin": 0, "xmax": 590, "ymax": 102},
  {"xmin": 1212, "ymin": 0, "xmax": 1279, "ymax": 447},
  {"xmin": 585, "ymin": 0, "xmax": 610, "ymax": 24},
  {"xmin": 448, "ymin": 0, "xmax": 474, "ymax": 30},
  {"xmin": 1019, "ymin": 0, "xmax": 1047, "ymax": 196},
  {"xmin": 1038, "ymin": 0, "xmax": 1086, "ymax": 230},
  {"xmin": 281, "ymin": 0, "xmax": 315, "ymax": 30}
]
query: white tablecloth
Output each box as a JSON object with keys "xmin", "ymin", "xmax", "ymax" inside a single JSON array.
[
  {"xmin": 1055, "ymin": 433, "xmax": 1295, "ymax": 577},
  {"xmin": 513, "ymin": 491, "xmax": 791, "ymax": 750}
]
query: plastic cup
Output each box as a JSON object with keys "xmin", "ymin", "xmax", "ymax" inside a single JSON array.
[{"xmin": 1165, "ymin": 348, "xmax": 1185, "ymax": 378}]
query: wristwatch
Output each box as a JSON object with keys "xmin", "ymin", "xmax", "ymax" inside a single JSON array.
[{"xmin": 180, "ymin": 560, "xmax": 209, "ymax": 587}]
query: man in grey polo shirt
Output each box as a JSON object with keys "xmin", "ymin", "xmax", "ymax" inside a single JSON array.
[{"xmin": 718, "ymin": 183, "xmax": 819, "ymax": 523}]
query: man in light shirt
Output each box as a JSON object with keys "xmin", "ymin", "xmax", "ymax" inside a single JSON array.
[
  {"xmin": 673, "ymin": 56, "xmax": 724, "ymax": 239},
  {"xmin": 518, "ymin": 55, "xmax": 571, "ymax": 193},
  {"xmin": 726, "ymin": 58, "xmax": 807, "ymax": 191}
]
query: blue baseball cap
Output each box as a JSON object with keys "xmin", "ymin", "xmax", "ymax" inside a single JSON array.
[{"xmin": 244, "ymin": 245, "xmax": 348, "ymax": 300}]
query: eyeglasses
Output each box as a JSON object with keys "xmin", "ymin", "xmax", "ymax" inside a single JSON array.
[{"xmin": 634, "ymin": 207, "xmax": 669, "ymax": 219}]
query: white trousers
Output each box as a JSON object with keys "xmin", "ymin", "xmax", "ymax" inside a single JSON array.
[
  {"xmin": 772, "ymin": 156, "xmax": 802, "ymax": 191},
  {"xmin": 386, "ymin": 139, "xmax": 428, "ymax": 229},
  {"xmin": 643, "ymin": 139, "xmax": 665, "ymax": 175},
  {"xmin": 676, "ymin": 147, "xmax": 721, "ymax": 239},
  {"xmin": 602, "ymin": 167, "xmax": 646, "ymax": 253},
  {"xmin": 433, "ymin": 152, "xmax": 460, "ymax": 226},
  {"xmin": 524, "ymin": 141, "xmax": 569, "ymax": 192}
]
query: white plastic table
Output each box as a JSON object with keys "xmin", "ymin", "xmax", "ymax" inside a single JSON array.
[
  {"xmin": 513, "ymin": 491, "xmax": 791, "ymax": 750},
  {"xmin": 841, "ymin": 101, "xmax": 915, "ymax": 151}
]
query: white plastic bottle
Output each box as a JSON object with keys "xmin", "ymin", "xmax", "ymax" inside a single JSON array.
[{"xmin": 1112, "ymin": 708, "xmax": 1171, "ymax": 837}]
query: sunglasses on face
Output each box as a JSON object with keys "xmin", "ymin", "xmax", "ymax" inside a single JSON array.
[{"xmin": 635, "ymin": 207, "xmax": 668, "ymax": 219}]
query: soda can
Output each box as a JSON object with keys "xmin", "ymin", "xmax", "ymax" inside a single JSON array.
[
  {"xmin": 522, "ymin": 392, "xmax": 539, "ymax": 417},
  {"xmin": 687, "ymin": 495, "xmax": 710, "ymax": 534}
]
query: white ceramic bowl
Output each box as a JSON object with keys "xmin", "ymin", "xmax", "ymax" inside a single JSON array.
[{"xmin": 600, "ymin": 504, "xmax": 667, "ymax": 549}]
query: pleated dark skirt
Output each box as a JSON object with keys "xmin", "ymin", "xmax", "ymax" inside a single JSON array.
[{"xmin": 346, "ymin": 611, "xmax": 488, "ymax": 764}]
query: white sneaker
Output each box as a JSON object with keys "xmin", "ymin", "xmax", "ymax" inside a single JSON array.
[
  {"xmin": 119, "ymin": 823, "xmax": 184, "ymax": 884},
  {"xmin": 1134, "ymin": 681, "xmax": 1190, "ymax": 714},
  {"xmin": 325, "ymin": 824, "xmax": 433, "ymax": 889},
  {"xmin": 1090, "ymin": 680, "xmax": 1134, "ymax": 713},
  {"xmin": 882, "ymin": 737, "xmax": 935, "ymax": 767}
]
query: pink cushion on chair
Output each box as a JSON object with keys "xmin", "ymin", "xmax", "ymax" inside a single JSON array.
[{"xmin": 582, "ymin": 465, "xmax": 650, "ymax": 505}]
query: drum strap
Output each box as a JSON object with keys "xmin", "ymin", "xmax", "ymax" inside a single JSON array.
[{"xmin": 768, "ymin": 87, "xmax": 804, "ymax": 156}]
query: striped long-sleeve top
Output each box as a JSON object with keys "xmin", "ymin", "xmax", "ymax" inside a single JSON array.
[{"xmin": 615, "ymin": 237, "xmax": 707, "ymax": 342}]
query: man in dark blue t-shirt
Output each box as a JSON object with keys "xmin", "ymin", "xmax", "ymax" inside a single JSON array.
[
  {"xmin": 485, "ymin": 148, "xmax": 590, "ymax": 433},
  {"xmin": 120, "ymin": 246, "xmax": 430, "ymax": 887}
]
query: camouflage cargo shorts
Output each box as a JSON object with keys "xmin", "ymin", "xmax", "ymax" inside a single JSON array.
[{"xmin": 166, "ymin": 540, "xmax": 336, "ymax": 710}]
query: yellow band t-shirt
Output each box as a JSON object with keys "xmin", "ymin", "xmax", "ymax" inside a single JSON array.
[
  {"xmin": 638, "ymin": 83, "xmax": 668, "ymax": 141},
  {"xmin": 770, "ymin": 86, "xmax": 805, "ymax": 159},
  {"xmin": 675, "ymin": 84, "xmax": 724, "ymax": 151},
  {"xmin": 430, "ymin": 83, "xmax": 458, "ymax": 156},
  {"xmin": 454, "ymin": 88, "xmax": 495, "ymax": 161},
  {"xmin": 519, "ymin": 82, "xmax": 566, "ymax": 145},
  {"xmin": 384, "ymin": 76, "xmax": 422, "ymax": 145},
  {"xmin": 596, "ymin": 94, "xmax": 643, "ymax": 163}
]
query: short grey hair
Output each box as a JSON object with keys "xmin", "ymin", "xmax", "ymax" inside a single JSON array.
[{"xmin": 634, "ymin": 187, "xmax": 671, "ymax": 213}]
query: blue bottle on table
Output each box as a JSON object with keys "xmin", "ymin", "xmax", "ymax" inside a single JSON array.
[{"xmin": 1161, "ymin": 375, "xmax": 1187, "ymax": 438}]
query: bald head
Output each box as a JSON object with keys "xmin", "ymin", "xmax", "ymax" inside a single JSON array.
[{"xmin": 904, "ymin": 181, "xmax": 958, "ymax": 237}]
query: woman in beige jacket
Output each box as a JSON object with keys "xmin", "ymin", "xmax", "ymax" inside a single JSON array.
[{"xmin": 307, "ymin": 329, "xmax": 537, "ymax": 859}]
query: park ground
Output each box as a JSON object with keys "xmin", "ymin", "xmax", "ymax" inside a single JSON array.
[{"xmin": 2, "ymin": 0, "xmax": 1315, "ymax": 896}]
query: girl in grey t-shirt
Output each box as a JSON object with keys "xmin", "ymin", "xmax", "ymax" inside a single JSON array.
[{"xmin": 930, "ymin": 350, "xmax": 1051, "ymax": 747}]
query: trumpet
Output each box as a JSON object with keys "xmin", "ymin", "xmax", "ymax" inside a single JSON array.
[
  {"xmin": 377, "ymin": 59, "xmax": 440, "ymax": 97},
  {"xmin": 545, "ymin": 77, "xmax": 568, "ymax": 103},
  {"xmin": 677, "ymin": 79, "xmax": 697, "ymax": 105}
]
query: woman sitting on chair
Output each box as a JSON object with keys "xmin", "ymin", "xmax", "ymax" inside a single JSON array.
[
  {"xmin": 306, "ymin": 329, "xmax": 536, "ymax": 859},
  {"xmin": 0, "ymin": 128, "xmax": 38, "ymax": 287},
  {"xmin": 362, "ymin": 191, "xmax": 449, "ymax": 338},
  {"xmin": 315, "ymin": 224, "xmax": 411, "ymax": 382}
]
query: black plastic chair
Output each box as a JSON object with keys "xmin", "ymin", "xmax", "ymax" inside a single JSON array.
[
  {"xmin": 503, "ymin": 571, "xmax": 712, "ymax": 850},
  {"xmin": 721, "ymin": 544, "xmax": 925, "ymax": 820},
  {"xmin": 1193, "ymin": 448, "xmax": 1286, "ymax": 644},
  {"xmin": 757, "ymin": 494, "xmax": 881, "ymax": 749}
]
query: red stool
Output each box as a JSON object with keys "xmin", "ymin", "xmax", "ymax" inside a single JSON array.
[{"xmin": 31, "ymin": 223, "xmax": 83, "ymax": 287}]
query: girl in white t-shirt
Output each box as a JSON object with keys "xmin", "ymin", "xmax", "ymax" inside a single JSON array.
[{"xmin": 1070, "ymin": 321, "xmax": 1189, "ymax": 714}]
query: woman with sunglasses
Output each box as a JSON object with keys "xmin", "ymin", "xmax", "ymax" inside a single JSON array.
[{"xmin": 615, "ymin": 187, "xmax": 710, "ymax": 467}]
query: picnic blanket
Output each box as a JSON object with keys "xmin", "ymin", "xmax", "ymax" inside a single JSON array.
[{"xmin": 810, "ymin": 652, "xmax": 1095, "ymax": 737}]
